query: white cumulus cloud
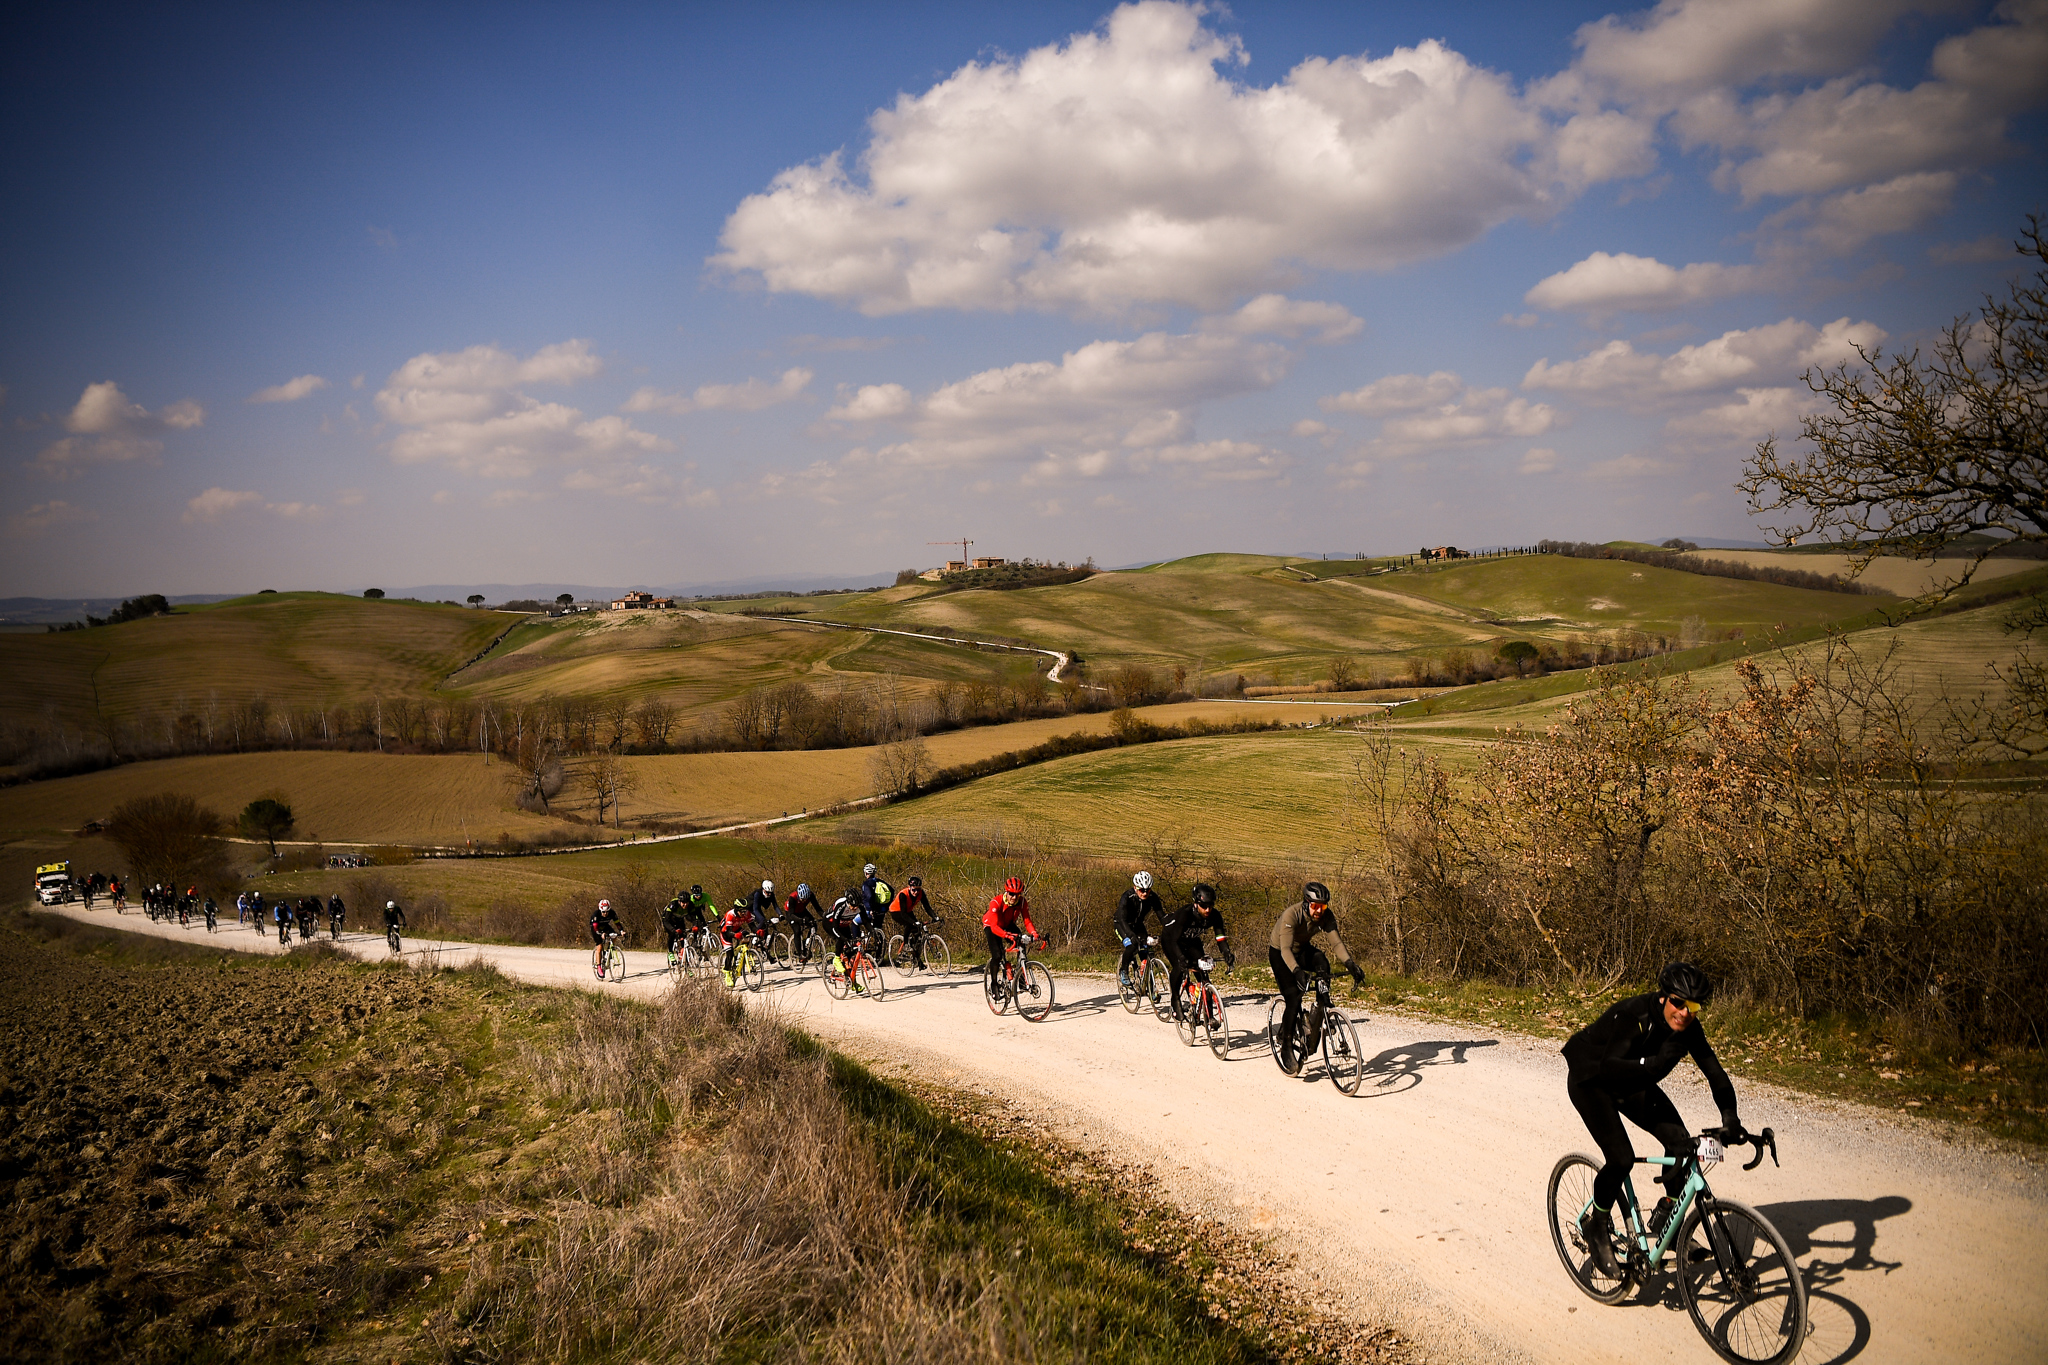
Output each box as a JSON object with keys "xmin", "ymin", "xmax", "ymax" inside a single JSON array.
[
  {"xmin": 183, "ymin": 487, "xmax": 264, "ymax": 523},
  {"xmin": 1522, "ymin": 316, "xmax": 1886, "ymax": 406},
  {"xmin": 622, "ymin": 367, "xmax": 814, "ymax": 415},
  {"xmin": 33, "ymin": 381, "xmax": 205, "ymax": 478},
  {"xmin": 376, "ymin": 340, "xmax": 673, "ymax": 488},
  {"xmin": 1525, "ymin": 251, "xmax": 1760, "ymax": 313},
  {"xmin": 1320, "ymin": 370, "xmax": 1555, "ymax": 455},
  {"xmin": 247, "ymin": 374, "xmax": 329, "ymax": 404},
  {"xmin": 715, "ymin": 2, "xmax": 1644, "ymax": 316}
]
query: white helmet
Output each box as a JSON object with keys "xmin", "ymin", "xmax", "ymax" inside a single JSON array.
[
  {"xmin": 761, "ymin": 880, "xmax": 774, "ymax": 893},
  {"xmin": 598, "ymin": 899, "xmax": 611, "ymax": 911},
  {"xmin": 863, "ymin": 863, "xmax": 877, "ymax": 877},
  {"xmin": 797, "ymin": 883, "xmax": 810, "ymax": 898},
  {"xmin": 387, "ymin": 901, "xmax": 397, "ymax": 909},
  {"xmin": 1133, "ymin": 871, "xmax": 1153, "ymax": 891}
]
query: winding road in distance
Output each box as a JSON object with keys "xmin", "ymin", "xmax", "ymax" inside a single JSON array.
[{"xmin": 46, "ymin": 903, "xmax": 2047, "ymax": 1365}]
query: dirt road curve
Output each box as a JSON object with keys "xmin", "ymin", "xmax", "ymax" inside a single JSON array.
[{"xmin": 52, "ymin": 905, "xmax": 2047, "ymax": 1365}]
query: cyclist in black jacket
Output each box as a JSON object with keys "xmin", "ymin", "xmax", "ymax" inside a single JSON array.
[
  {"xmin": 659, "ymin": 896, "xmax": 692, "ymax": 957},
  {"xmin": 1114, "ymin": 872, "xmax": 1167, "ymax": 985},
  {"xmin": 783, "ymin": 883, "xmax": 825, "ymax": 963},
  {"xmin": 1562, "ymin": 962, "xmax": 1745, "ymax": 1278},
  {"xmin": 1160, "ymin": 882, "xmax": 1234, "ymax": 1019},
  {"xmin": 327, "ymin": 894, "xmax": 347, "ymax": 936}
]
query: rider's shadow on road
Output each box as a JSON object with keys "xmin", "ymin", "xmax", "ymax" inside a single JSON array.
[
  {"xmin": 1742, "ymin": 1194, "xmax": 1910, "ymax": 1365},
  {"xmin": 1354, "ymin": 1038, "xmax": 1501, "ymax": 1097}
]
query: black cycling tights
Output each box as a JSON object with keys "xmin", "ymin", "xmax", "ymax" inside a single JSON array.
[
  {"xmin": 1568, "ymin": 1076, "xmax": 1692, "ymax": 1211},
  {"xmin": 983, "ymin": 928, "xmax": 1012, "ymax": 986},
  {"xmin": 1268, "ymin": 945, "xmax": 1329, "ymax": 1049}
]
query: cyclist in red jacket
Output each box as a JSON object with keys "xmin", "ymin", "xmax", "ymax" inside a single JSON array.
[{"xmin": 982, "ymin": 876, "xmax": 1038, "ymax": 999}]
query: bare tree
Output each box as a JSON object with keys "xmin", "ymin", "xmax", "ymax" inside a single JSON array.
[
  {"xmin": 867, "ymin": 734, "xmax": 931, "ymax": 795},
  {"xmin": 633, "ymin": 697, "xmax": 678, "ymax": 749},
  {"xmin": 582, "ymin": 749, "xmax": 639, "ymax": 827}
]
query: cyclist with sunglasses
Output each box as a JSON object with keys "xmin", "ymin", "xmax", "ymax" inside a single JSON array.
[{"xmin": 1563, "ymin": 961, "xmax": 1745, "ymax": 1279}]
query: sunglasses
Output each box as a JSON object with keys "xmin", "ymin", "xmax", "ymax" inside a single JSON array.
[{"xmin": 1675, "ymin": 997, "xmax": 1705, "ymax": 1014}]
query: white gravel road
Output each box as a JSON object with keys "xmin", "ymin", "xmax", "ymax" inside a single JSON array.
[{"xmin": 49, "ymin": 905, "xmax": 2048, "ymax": 1365}]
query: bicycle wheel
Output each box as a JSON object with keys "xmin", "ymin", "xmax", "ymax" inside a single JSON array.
[
  {"xmin": 985, "ymin": 964, "xmax": 1011, "ymax": 1016},
  {"xmin": 607, "ymin": 944, "xmax": 626, "ymax": 982},
  {"xmin": 1204, "ymin": 983, "xmax": 1231, "ymax": 1058},
  {"xmin": 1117, "ymin": 956, "xmax": 1143, "ymax": 1013},
  {"xmin": 823, "ymin": 954, "xmax": 850, "ymax": 1000},
  {"xmin": 740, "ymin": 946, "xmax": 765, "ymax": 992},
  {"xmin": 1141, "ymin": 959, "xmax": 1171, "ymax": 1019},
  {"xmin": 922, "ymin": 934, "xmax": 950, "ymax": 975},
  {"xmin": 1546, "ymin": 1153, "xmax": 1635, "ymax": 1305},
  {"xmin": 681, "ymin": 939, "xmax": 711, "ymax": 979},
  {"xmin": 1266, "ymin": 997, "xmax": 1299, "ymax": 1074},
  {"xmin": 1018, "ymin": 961, "xmax": 1055, "ymax": 1022},
  {"xmin": 767, "ymin": 932, "xmax": 793, "ymax": 968},
  {"xmin": 1321, "ymin": 1008, "xmax": 1366, "ymax": 1095},
  {"xmin": 853, "ymin": 954, "xmax": 883, "ymax": 999},
  {"xmin": 1677, "ymin": 1197, "xmax": 1808, "ymax": 1365},
  {"xmin": 388, "ymin": 929, "xmax": 402, "ymax": 955},
  {"xmin": 803, "ymin": 932, "xmax": 828, "ymax": 971},
  {"xmin": 1173, "ymin": 981, "xmax": 1200, "ymax": 1046},
  {"xmin": 884, "ymin": 934, "xmax": 911, "ymax": 971}
]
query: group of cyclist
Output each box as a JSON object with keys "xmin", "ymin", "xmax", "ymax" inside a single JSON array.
[
  {"xmin": 224, "ymin": 890, "xmax": 409, "ymax": 949},
  {"xmin": 587, "ymin": 863, "xmax": 949, "ymax": 985}
]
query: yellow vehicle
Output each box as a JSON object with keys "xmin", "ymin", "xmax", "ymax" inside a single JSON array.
[{"xmin": 36, "ymin": 862, "xmax": 75, "ymax": 906}]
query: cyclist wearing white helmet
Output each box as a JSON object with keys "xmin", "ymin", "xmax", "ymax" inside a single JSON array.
[
  {"xmin": 1114, "ymin": 870, "xmax": 1166, "ymax": 985},
  {"xmin": 382, "ymin": 899, "xmax": 407, "ymax": 933},
  {"xmin": 588, "ymin": 897, "xmax": 622, "ymax": 946},
  {"xmin": 783, "ymin": 881, "xmax": 825, "ymax": 963},
  {"xmin": 743, "ymin": 879, "xmax": 777, "ymax": 935},
  {"xmin": 858, "ymin": 863, "xmax": 893, "ymax": 922}
]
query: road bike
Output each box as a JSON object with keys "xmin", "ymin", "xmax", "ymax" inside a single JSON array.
[
  {"xmin": 1265, "ymin": 968, "xmax": 1366, "ymax": 1094},
  {"xmin": 1173, "ymin": 957, "xmax": 1232, "ymax": 1058},
  {"xmin": 884, "ymin": 918, "xmax": 950, "ymax": 975},
  {"xmin": 276, "ymin": 918, "xmax": 293, "ymax": 946},
  {"xmin": 329, "ymin": 911, "xmax": 344, "ymax": 940},
  {"xmin": 592, "ymin": 931, "xmax": 625, "ymax": 982},
  {"xmin": 203, "ymin": 902, "xmax": 217, "ymax": 932},
  {"xmin": 387, "ymin": 923, "xmax": 404, "ymax": 955},
  {"xmin": 681, "ymin": 925, "xmax": 720, "ymax": 978},
  {"xmin": 763, "ymin": 916, "xmax": 802, "ymax": 969},
  {"xmin": 723, "ymin": 933, "xmax": 765, "ymax": 992},
  {"xmin": 824, "ymin": 933, "xmax": 885, "ymax": 1000},
  {"xmin": 985, "ymin": 935, "xmax": 1054, "ymax": 1022},
  {"xmin": 1547, "ymin": 1128, "xmax": 1806, "ymax": 1365},
  {"xmin": 1117, "ymin": 937, "xmax": 1171, "ymax": 1018}
]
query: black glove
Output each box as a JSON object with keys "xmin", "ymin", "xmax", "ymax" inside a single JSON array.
[
  {"xmin": 1722, "ymin": 1119, "xmax": 1748, "ymax": 1146},
  {"xmin": 1223, "ymin": 949, "xmax": 1237, "ymax": 969},
  {"xmin": 1348, "ymin": 963, "xmax": 1366, "ymax": 986}
]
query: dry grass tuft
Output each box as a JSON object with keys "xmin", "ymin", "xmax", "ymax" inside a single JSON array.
[{"xmin": 453, "ymin": 979, "xmax": 1032, "ymax": 1362}]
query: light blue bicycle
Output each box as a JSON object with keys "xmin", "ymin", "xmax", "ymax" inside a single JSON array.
[{"xmin": 1548, "ymin": 1126, "xmax": 1808, "ymax": 1364}]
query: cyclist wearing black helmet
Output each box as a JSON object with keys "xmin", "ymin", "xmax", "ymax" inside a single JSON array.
[
  {"xmin": 1161, "ymin": 882, "xmax": 1234, "ymax": 1019},
  {"xmin": 681, "ymin": 885, "xmax": 712, "ymax": 931},
  {"xmin": 1562, "ymin": 961, "xmax": 1744, "ymax": 1279},
  {"xmin": 1268, "ymin": 881, "xmax": 1364, "ymax": 1072},
  {"xmin": 886, "ymin": 875, "xmax": 938, "ymax": 969}
]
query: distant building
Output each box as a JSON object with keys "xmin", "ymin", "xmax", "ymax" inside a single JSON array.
[
  {"xmin": 608, "ymin": 590, "xmax": 674, "ymax": 610},
  {"xmin": 945, "ymin": 560, "xmax": 968, "ymax": 573},
  {"xmin": 970, "ymin": 556, "xmax": 1006, "ymax": 569},
  {"xmin": 1423, "ymin": 546, "xmax": 1467, "ymax": 561}
]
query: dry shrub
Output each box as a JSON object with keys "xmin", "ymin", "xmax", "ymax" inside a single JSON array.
[{"xmin": 455, "ymin": 981, "xmax": 1028, "ymax": 1362}]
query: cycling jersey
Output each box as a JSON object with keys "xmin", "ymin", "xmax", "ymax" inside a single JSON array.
[
  {"xmin": 327, "ymin": 896, "xmax": 345, "ymax": 922},
  {"xmin": 719, "ymin": 907, "xmax": 751, "ymax": 942},
  {"xmin": 682, "ymin": 893, "xmax": 711, "ymax": 927},
  {"xmin": 784, "ymin": 888, "xmax": 824, "ymax": 919},
  {"xmin": 888, "ymin": 885, "xmax": 933, "ymax": 921},
  {"xmin": 1565, "ymin": 992, "xmax": 1740, "ymax": 1210},
  {"xmin": 385, "ymin": 904, "xmax": 409, "ymax": 930},
  {"xmin": 745, "ymin": 887, "xmax": 777, "ymax": 927},
  {"xmin": 659, "ymin": 899, "xmax": 691, "ymax": 947},
  {"xmin": 1268, "ymin": 901, "xmax": 1356, "ymax": 974},
  {"xmin": 982, "ymin": 894, "xmax": 1037, "ymax": 941},
  {"xmin": 859, "ymin": 873, "xmax": 894, "ymax": 919}
]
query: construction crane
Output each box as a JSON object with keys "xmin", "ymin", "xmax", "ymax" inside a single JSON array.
[{"xmin": 927, "ymin": 537, "xmax": 973, "ymax": 567}]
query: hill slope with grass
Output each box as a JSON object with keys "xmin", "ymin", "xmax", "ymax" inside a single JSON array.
[{"xmin": 0, "ymin": 592, "xmax": 508, "ymax": 730}]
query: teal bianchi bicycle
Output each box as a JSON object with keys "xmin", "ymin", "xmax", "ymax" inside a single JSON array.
[{"xmin": 1549, "ymin": 1126, "xmax": 1809, "ymax": 1364}]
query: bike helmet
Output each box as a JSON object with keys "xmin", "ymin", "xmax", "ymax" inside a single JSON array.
[
  {"xmin": 1132, "ymin": 870, "xmax": 1153, "ymax": 891},
  {"xmin": 863, "ymin": 863, "xmax": 877, "ymax": 877},
  {"xmin": 387, "ymin": 901, "xmax": 397, "ymax": 910},
  {"xmin": 691, "ymin": 884, "xmax": 703, "ymax": 895},
  {"xmin": 598, "ymin": 899, "xmax": 611, "ymax": 912},
  {"xmin": 1658, "ymin": 961, "xmax": 1713, "ymax": 1006},
  {"xmin": 797, "ymin": 883, "xmax": 810, "ymax": 898},
  {"xmin": 1191, "ymin": 882, "xmax": 1216, "ymax": 908},
  {"xmin": 761, "ymin": 879, "xmax": 773, "ymax": 893},
  {"xmin": 1303, "ymin": 881, "xmax": 1331, "ymax": 907},
  {"xmin": 1003, "ymin": 876, "xmax": 1024, "ymax": 896},
  {"xmin": 906, "ymin": 875, "xmax": 922, "ymax": 888}
]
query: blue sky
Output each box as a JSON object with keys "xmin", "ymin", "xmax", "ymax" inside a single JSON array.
[{"xmin": 4, "ymin": 1, "xmax": 2043, "ymax": 596}]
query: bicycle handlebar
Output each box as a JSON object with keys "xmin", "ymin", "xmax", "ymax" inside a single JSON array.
[{"xmin": 1701, "ymin": 1125, "xmax": 1779, "ymax": 1169}]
